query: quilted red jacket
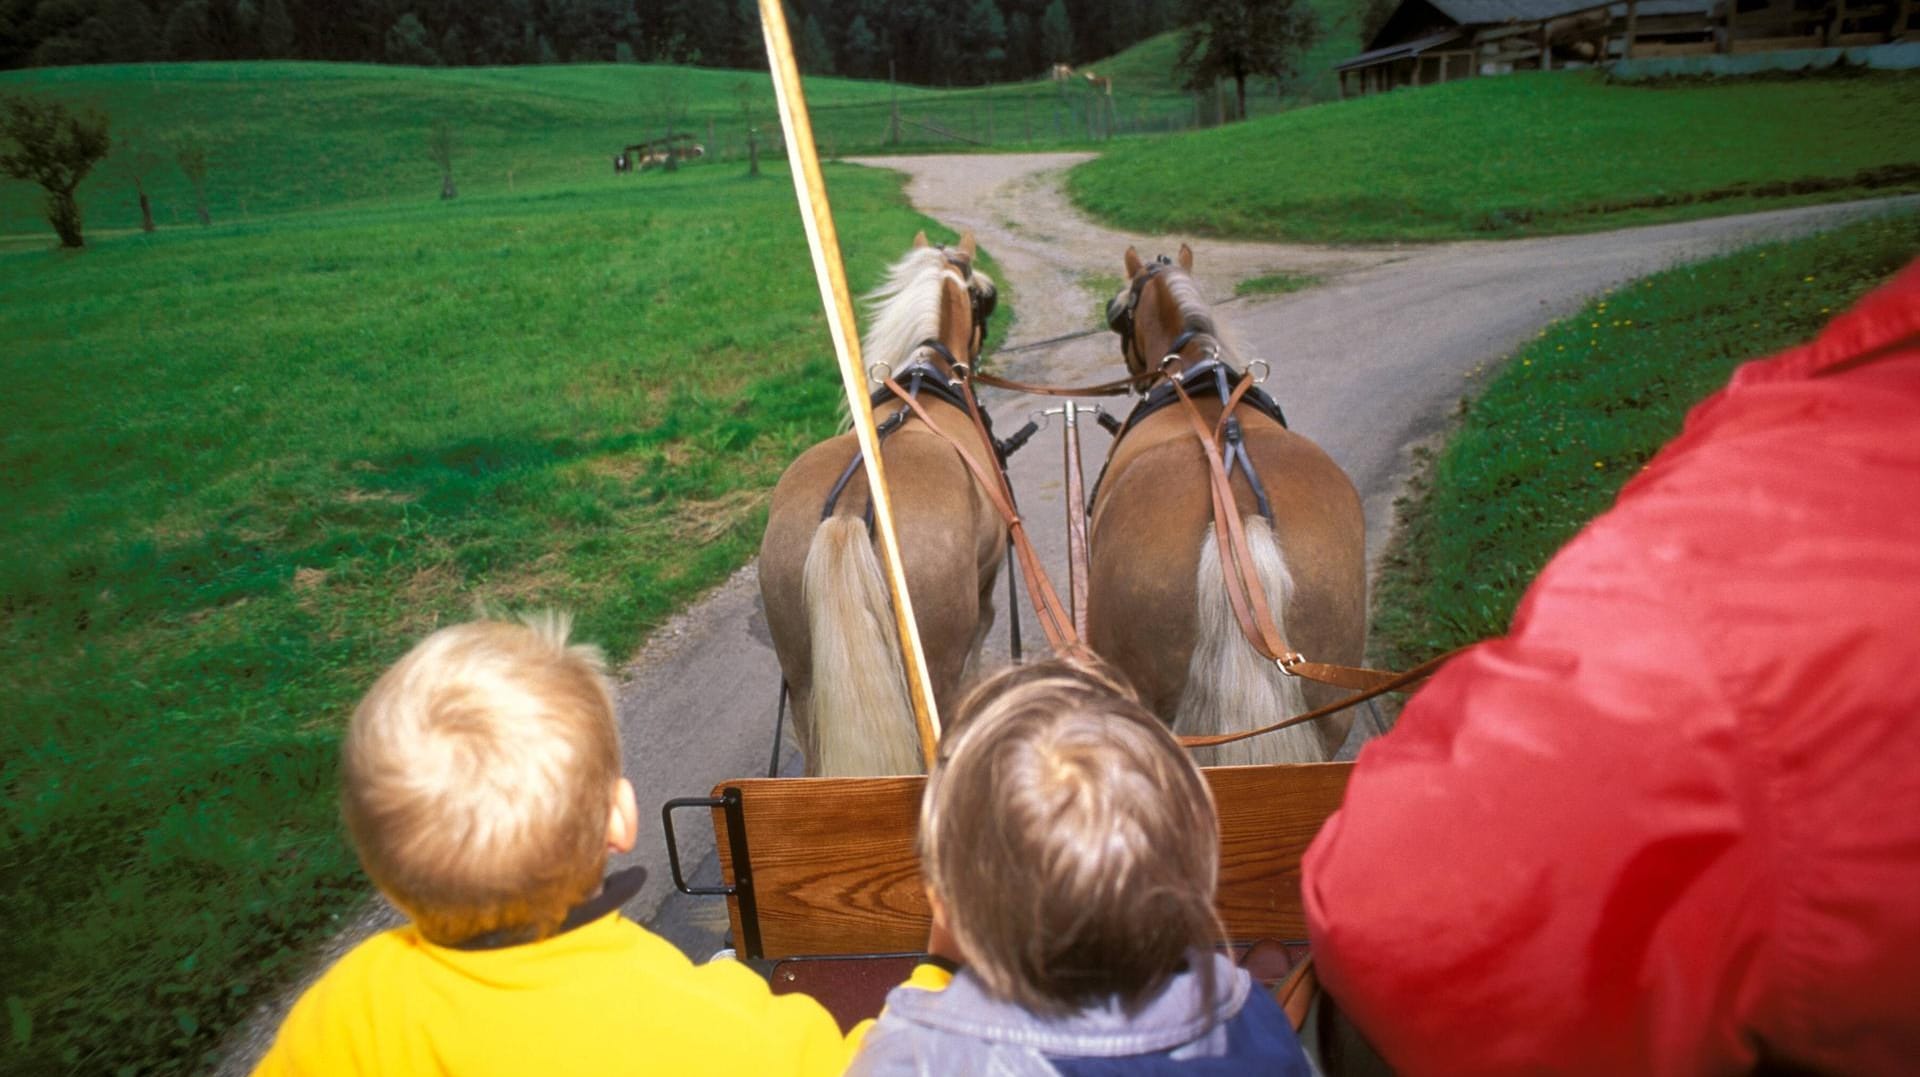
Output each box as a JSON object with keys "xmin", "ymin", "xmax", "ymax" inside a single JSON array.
[{"xmin": 1304, "ymin": 260, "xmax": 1920, "ymax": 1076}]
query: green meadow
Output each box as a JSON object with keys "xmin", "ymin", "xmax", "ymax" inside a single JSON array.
[
  {"xmin": 1069, "ymin": 70, "xmax": 1920, "ymax": 242},
  {"xmin": 1371, "ymin": 209, "xmax": 1920, "ymax": 670},
  {"xmin": 0, "ymin": 85, "xmax": 999, "ymax": 1070},
  {"xmin": 0, "ymin": 60, "xmax": 1010, "ymax": 237}
]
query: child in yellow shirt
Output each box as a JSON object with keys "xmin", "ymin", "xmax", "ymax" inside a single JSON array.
[{"xmin": 253, "ymin": 614, "xmax": 863, "ymax": 1076}]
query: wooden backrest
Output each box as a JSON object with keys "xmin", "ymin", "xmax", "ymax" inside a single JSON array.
[{"xmin": 710, "ymin": 762, "xmax": 1352, "ymax": 959}]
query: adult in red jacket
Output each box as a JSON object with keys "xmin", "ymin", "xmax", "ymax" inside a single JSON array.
[{"xmin": 1304, "ymin": 259, "xmax": 1920, "ymax": 1076}]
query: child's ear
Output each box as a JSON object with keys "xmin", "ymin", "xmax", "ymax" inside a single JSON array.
[{"xmin": 606, "ymin": 778, "xmax": 639, "ymax": 855}]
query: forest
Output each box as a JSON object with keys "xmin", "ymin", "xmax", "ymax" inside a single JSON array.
[{"xmin": 1, "ymin": 0, "xmax": 1187, "ymax": 84}]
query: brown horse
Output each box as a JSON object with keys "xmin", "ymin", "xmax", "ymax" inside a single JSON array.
[
  {"xmin": 759, "ymin": 233, "xmax": 1005, "ymax": 776},
  {"xmin": 1086, "ymin": 245, "xmax": 1367, "ymax": 764}
]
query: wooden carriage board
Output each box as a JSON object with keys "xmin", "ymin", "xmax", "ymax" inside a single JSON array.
[{"xmin": 709, "ymin": 762, "xmax": 1353, "ymax": 960}]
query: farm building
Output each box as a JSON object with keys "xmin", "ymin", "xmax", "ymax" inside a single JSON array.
[{"xmin": 1337, "ymin": 0, "xmax": 1919, "ymax": 94}]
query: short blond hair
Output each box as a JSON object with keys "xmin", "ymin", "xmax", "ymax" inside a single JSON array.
[
  {"xmin": 922, "ymin": 659, "xmax": 1223, "ymax": 1016},
  {"xmin": 342, "ymin": 613, "xmax": 620, "ymax": 945}
]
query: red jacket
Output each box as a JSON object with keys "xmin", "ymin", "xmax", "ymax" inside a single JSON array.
[{"xmin": 1305, "ymin": 261, "xmax": 1920, "ymax": 1076}]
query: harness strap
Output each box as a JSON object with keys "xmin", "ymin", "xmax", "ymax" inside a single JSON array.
[
  {"xmin": 883, "ymin": 375, "xmax": 1083, "ymax": 657},
  {"xmin": 971, "ymin": 368, "xmax": 1160, "ymax": 397},
  {"xmin": 1177, "ymin": 648, "xmax": 1465, "ymax": 749}
]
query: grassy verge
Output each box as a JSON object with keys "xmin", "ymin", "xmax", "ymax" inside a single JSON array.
[
  {"xmin": 1370, "ymin": 209, "xmax": 1920, "ymax": 673},
  {"xmin": 0, "ymin": 163, "xmax": 988, "ymax": 1076},
  {"xmin": 1234, "ymin": 271, "xmax": 1321, "ymax": 297},
  {"xmin": 1069, "ymin": 71, "xmax": 1920, "ymax": 243}
]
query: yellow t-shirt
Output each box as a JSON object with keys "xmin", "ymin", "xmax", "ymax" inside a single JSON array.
[{"xmin": 253, "ymin": 914, "xmax": 881, "ymax": 1076}]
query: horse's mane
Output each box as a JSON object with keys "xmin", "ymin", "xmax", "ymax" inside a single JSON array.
[
  {"xmin": 1161, "ymin": 268, "xmax": 1243, "ymax": 365},
  {"xmin": 860, "ymin": 246, "xmax": 992, "ymax": 375}
]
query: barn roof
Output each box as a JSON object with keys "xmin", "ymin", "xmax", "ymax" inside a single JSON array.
[
  {"xmin": 1334, "ymin": 31, "xmax": 1465, "ymax": 70},
  {"xmin": 1427, "ymin": 0, "xmax": 1707, "ymax": 24}
]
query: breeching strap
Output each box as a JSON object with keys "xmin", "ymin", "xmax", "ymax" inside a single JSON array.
[
  {"xmin": 1165, "ymin": 370, "xmax": 1419, "ymax": 695},
  {"xmin": 882, "ymin": 376, "xmax": 1084, "ymax": 658}
]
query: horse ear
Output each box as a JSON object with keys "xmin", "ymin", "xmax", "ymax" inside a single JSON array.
[
  {"xmin": 958, "ymin": 231, "xmax": 976, "ymax": 259},
  {"xmin": 913, "ymin": 231, "xmax": 929, "ymax": 249},
  {"xmin": 1124, "ymin": 246, "xmax": 1144, "ymax": 279},
  {"xmin": 1177, "ymin": 243, "xmax": 1194, "ymax": 271}
]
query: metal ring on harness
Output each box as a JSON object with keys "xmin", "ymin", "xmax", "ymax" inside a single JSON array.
[
  {"xmin": 1029, "ymin": 409, "xmax": 1052, "ymax": 432},
  {"xmin": 1276, "ymin": 652, "xmax": 1305, "ymax": 676},
  {"xmin": 1248, "ymin": 359, "xmax": 1271, "ymax": 384},
  {"xmin": 1160, "ymin": 353, "xmax": 1186, "ymax": 382},
  {"xmin": 868, "ymin": 361, "xmax": 892, "ymax": 383},
  {"xmin": 947, "ymin": 361, "xmax": 971, "ymax": 386}
]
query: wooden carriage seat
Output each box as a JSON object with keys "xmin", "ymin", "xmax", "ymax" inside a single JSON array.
[{"xmin": 688, "ymin": 763, "xmax": 1352, "ymax": 1031}]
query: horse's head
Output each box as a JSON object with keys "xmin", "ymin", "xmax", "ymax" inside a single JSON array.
[
  {"xmin": 1108, "ymin": 244, "xmax": 1219, "ymax": 379},
  {"xmin": 915, "ymin": 230, "xmax": 997, "ymax": 358},
  {"xmin": 863, "ymin": 231, "xmax": 996, "ymax": 384}
]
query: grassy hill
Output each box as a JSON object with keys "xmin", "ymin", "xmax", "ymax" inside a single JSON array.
[
  {"xmin": 0, "ymin": 61, "xmax": 1013, "ymax": 236},
  {"xmin": 1069, "ymin": 70, "xmax": 1920, "ymax": 243},
  {"xmin": 0, "ymin": 61, "xmax": 1013, "ymax": 1077}
]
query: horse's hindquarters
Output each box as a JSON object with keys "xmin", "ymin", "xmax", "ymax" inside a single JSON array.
[{"xmin": 1087, "ymin": 425, "xmax": 1367, "ymax": 760}]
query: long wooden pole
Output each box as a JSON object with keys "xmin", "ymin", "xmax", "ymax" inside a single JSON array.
[{"xmin": 757, "ymin": 0, "xmax": 942, "ymax": 766}]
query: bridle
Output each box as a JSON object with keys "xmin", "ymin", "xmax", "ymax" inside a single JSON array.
[{"xmin": 1106, "ymin": 255, "xmax": 1211, "ymax": 376}]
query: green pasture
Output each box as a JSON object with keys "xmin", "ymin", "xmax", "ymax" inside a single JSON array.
[
  {"xmin": 0, "ymin": 61, "xmax": 915, "ymax": 235},
  {"xmin": 0, "ymin": 159, "xmax": 997, "ymax": 1075},
  {"xmin": 0, "ymin": 55, "xmax": 1200, "ymax": 240},
  {"xmin": 1070, "ymin": 71, "xmax": 1920, "ymax": 243},
  {"xmin": 1370, "ymin": 209, "xmax": 1920, "ymax": 672}
]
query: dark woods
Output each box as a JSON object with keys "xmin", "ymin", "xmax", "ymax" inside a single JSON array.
[{"xmin": 2, "ymin": 0, "xmax": 1182, "ymax": 85}]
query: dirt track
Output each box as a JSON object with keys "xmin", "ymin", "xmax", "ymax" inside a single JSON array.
[{"xmin": 215, "ymin": 155, "xmax": 1911, "ymax": 1072}]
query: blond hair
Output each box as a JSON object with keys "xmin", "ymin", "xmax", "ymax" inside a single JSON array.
[
  {"xmin": 342, "ymin": 613, "xmax": 620, "ymax": 945},
  {"xmin": 922, "ymin": 659, "xmax": 1224, "ymax": 1016}
]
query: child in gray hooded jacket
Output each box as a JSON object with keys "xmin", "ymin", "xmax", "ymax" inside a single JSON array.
[{"xmin": 846, "ymin": 660, "xmax": 1312, "ymax": 1076}]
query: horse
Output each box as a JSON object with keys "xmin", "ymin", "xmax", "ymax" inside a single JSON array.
[
  {"xmin": 1086, "ymin": 245, "xmax": 1367, "ymax": 764},
  {"xmin": 759, "ymin": 232, "xmax": 1005, "ymax": 776}
]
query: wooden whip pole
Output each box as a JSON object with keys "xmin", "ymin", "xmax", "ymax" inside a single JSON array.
[{"xmin": 757, "ymin": 0, "xmax": 942, "ymax": 766}]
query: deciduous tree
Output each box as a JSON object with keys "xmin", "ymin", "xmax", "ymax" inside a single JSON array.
[
  {"xmin": 0, "ymin": 95, "xmax": 111, "ymax": 248},
  {"xmin": 1040, "ymin": 0, "xmax": 1072, "ymax": 65},
  {"xmin": 1178, "ymin": 0, "xmax": 1319, "ymax": 121},
  {"xmin": 173, "ymin": 127, "xmax": 212, "ymax": 226}
]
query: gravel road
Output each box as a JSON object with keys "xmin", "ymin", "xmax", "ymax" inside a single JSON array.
[{"xmin": 214, "ymin": 154, "xmax": 1910, "ymax": 1073}]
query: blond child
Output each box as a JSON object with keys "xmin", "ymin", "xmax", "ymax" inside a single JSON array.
[
  {"xmin": 252, "ymin": 614, "xmax": 861, "ymax": 1077},
  {"xmin": 848, "ymin": 659, "xmax": 1312, "ymax": 1076}
]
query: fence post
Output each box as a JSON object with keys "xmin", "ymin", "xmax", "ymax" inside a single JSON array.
[
  {"xmin": 987, "ymin": 97, "xmax": 995, "ymax": 144},
  {"xmin": 889, "ymin": 59, "xmax": 901, "ymax": 145}
]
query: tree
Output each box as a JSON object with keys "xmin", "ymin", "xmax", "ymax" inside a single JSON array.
[
  {"xmin": 1177, "ymin": 0, "xmax": 1319, "ymax": 122},
  {"xmin": 109, "ymin": 127, "xmax": 163, "ymax": 233},
  {"xmin": 0, "ymin": 95, "xmax": 111, "ymax": 249},
  {"xmin": 427, "ymin": 119, "xmax": 457, "ymax": 199},
  {"xmin": 173, "ymin": 128, "xmax": 212, "ymax": 226},
  {"xmin": 259, "ymin": 0, "xmax": 296, "ymax": 57},
  {"xmin": 164, "ymin": 0, "xmax": 211, "ymax": 60},
  {"xmin": 1040, "ymin": 0, "xmax": 1072, "ymax": 65},
  {"xmin": 959, "ymin": 0, "xmax": 1006, "ymax": 76},
  {"xmin": 841, "ymin": 14, "xmax": 880, "ymax": 78},
  {"xmin": 799, "ymin": 13, "xmax": 833, "ymax": 74},
  {"xmin": 385, "ymin": 12, "xmax": 440, "ymax": 65}
]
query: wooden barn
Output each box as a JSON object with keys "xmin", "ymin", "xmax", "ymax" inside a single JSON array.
[{"xmin": 1337, "ymin": 0, "xmax": 1918, "ymax": 94}]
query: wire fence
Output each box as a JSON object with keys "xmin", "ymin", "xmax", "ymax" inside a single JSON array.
[{"xmin": 675, "ymin": 79, "xmax": 1296, "ymax": 165}]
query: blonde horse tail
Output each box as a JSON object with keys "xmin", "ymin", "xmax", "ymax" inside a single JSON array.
[
  {"xmin": 1176, "ymin": 518, "xmax": 1327, "ymax": 766},
  {"xmin": 802, "ymin": 515, "xmax": 923, "ymax": 776}
]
